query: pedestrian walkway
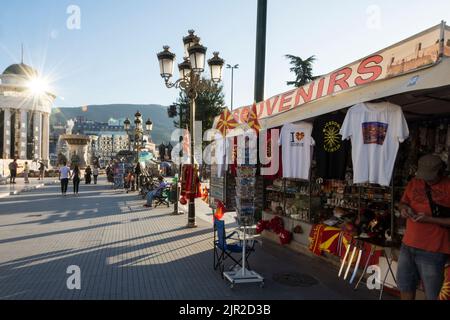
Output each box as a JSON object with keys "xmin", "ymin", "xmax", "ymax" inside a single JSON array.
[
  {"xmin": 0, "ymin": 177, "xmax": 58, "ymax": 198},
  {"xmin": 0, "ymin": 178, "xmax": 388, "ymax": 300}
]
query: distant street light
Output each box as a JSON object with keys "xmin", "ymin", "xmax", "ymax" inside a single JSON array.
[{"xmin": 226, "ymin": 64, "xmax": 239, "ymax": 110}]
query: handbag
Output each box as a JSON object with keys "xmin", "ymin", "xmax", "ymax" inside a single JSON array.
[{"xmin": 425, "ymin": 184, "xmax": 450, "ymax": 218}]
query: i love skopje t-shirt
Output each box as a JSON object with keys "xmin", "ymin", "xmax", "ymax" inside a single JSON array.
[{"xmin": 279, "ymin": 122, "xmax": 315, "ymax": 180}]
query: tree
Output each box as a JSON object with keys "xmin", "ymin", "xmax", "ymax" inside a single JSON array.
[
  {"xmin": 170, "ymin": 79, "xmax": 225, "ymax": 137},
  {"xmin": 285, "ymin": 54, "xmax": 317, "ymax": 87}
]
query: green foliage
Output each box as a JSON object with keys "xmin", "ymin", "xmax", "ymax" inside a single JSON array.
[
  {"xmin": 285, "ymin": 55, "xmax": 317, "ymax": 87},
  {"xmin": 173, "ymin": 79, "xmax": 225, "ymax": 136}
]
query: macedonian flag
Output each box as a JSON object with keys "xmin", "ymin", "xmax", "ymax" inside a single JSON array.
[
  {"xmin": 246, "ymin": 101, "xmax": 261, "ymax": 133},
  {"xmin": 439, "ymin": 264, "xmax": 450, "ymax": 300},
  {"xmin": 216, "ymin": 108, "xmax": 239, "ymax": 136}
]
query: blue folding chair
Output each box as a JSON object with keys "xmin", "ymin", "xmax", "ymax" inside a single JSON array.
[{"xmin": 213, "ymin": 218, "xmax": 255, "ymax": 278}]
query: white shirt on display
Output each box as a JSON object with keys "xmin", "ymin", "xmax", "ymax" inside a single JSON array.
[
  {"xmin": 279, "ymin": 122, "xmax": 315, "ymax": 180},
  {"xmin": 340, "ymin": 102, "xmax": 409, "ymax": 186}
]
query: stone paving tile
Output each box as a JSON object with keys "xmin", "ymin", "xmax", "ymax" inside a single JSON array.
[{"xmin": 0, "ymin": 178, "xmax": 391, "ymax": 300}]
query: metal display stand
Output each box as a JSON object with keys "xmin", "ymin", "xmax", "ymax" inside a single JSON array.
[
  {"xmin": 223, "ymin": 224, "xmax": 265, "ymax": 288},
  {"xmin": 223, "ymin": 163, "xmax": 264, "ymax": 288}
]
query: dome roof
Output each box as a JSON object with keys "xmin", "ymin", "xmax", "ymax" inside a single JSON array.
[{"xmin": 2, "ymin": 63, "xmax": 38, "ymax": 78}]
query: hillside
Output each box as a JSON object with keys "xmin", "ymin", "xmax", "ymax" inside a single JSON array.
[{"xmin": 50, "ymin": 104, "xmax": 175, "ymax": 145}]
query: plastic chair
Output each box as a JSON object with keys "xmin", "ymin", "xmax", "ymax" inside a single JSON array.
[{"xmin": 213, "ymin": 218, "xmax": 255, "ymax": 278}]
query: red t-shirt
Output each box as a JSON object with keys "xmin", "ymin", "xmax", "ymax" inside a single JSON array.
[{"xmin": 401, "ymin": 177, "xmax": 450, "ymax": 254}]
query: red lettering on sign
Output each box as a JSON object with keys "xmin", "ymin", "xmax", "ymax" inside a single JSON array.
[
  {"xmin": 295, "ymin": 82, "xmax": 315, "ymax": 106},
  {"xmin": 316, "ymin": 78, "xmax": 325, "ymax": 99},
  {"xmin": 278, "ymin": 90, "xmax": 296, "ymax": 113},
  {"xmin": 266, "ymin": 96, "xmax": 280, "ymax": 117},
  {"xmin": 327, "ymin": 68, "xmax": 352, "ymax": 95},
  {"xmin": 355, "ymin": 55, "xmax": 384, "ymax": 85},
  {"xmin": 258, "ymin": 101, "xmax": 265, "ymax": 117}
]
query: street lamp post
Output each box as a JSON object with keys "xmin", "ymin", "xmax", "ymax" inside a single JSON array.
[
  {"xmin": 226, "ymin": 64, "xmax": 239, "ymax": 110},
  {"xmin": 168, "ymin": 103, "xmax": 184, "ymax": 215},
  {"xmin": 124, "ymin": 113, "xmax": 152, "ymax": 189},
  {"xmin": 157, "ymin": 30, "xmax": 225, "ymax": 228}
]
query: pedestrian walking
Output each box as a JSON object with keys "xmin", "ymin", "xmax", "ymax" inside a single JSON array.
[
  {"xmin": 134, "ymin": 163, "xmax": 142, "ymax": 191},
  {"xmin": 71, "ymin": 165, "xmax": 81, "ymax": 195},
  {"xmin": 23, "ymin": 161, "xmax": 30, "ymax": 184},
  {"xmin": 8, "ymin": 158, "xmax": 19, "ymax": 184},
  {"xmin": 38, "ymin": 160, "xmax": 46, "ymax": 180},
  {"xmin": 59, "ymin": 162, "xmax": 70, "ymax": 196},
  {"xmin": 85, "ymin": 166, "xmax": 92, "ymax": 184},
  {"xmin": 93, "ymin": 166, "xmax": 99, "ymax": 185}
]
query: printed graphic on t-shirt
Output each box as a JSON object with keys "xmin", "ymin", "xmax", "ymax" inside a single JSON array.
[
  {"xmin": 290, "ymin": 131, "xmax": 305, "ymax": 147},
  {"xmin": 362, "ymin": 122, "xmax": 389, "ymax": 145},
  {"xmin": 323, "ymin": 121, "xmax": 342, "ymax": 153}
]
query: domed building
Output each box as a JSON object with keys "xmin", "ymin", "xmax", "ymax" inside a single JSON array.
[{"xmin": 0, "ymin": 62, "xmax": 56, "ymax": 165}]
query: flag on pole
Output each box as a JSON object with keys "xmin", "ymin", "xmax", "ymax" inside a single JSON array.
[
  {"xmin": 215, "ymin": 108, "xmax": 239, "ymax": 136},
  {"xmin": 246, "ymin": 101, "xmax": 261, "ymax": 133}
]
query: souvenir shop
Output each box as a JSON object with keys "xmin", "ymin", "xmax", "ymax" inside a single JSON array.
[{"xmin": 212, "ymin": 22, "xmax": 450, "ymax": 295}]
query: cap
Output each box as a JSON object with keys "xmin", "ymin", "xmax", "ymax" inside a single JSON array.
[{"xmin": 416, "ymin": 154, "xmax": 444, "ymax": 181}]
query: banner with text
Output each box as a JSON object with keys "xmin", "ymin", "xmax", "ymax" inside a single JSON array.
[{"xmin": 232, "ymin": 25, "xmax": 445, "ymax": 123}]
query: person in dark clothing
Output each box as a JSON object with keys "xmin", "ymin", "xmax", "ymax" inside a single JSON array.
[
  {"xmin": 85, "ymin": 166, "xmax": 92, "ymax": 184},
  {"xmin": 71, "ymin": 165, "xmax": 81, "ymax": 195},
  {"xmin": 8, "ymin": 158, "xmax": 19, "ymax": 184},
  {"xmin": 134, "ymin": 163, "xmax": 142, "ymax": 191}
]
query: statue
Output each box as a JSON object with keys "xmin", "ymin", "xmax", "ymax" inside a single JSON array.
[{"xmin": 66, "ymin": 119, "xmax": 75, "ymax": 135}]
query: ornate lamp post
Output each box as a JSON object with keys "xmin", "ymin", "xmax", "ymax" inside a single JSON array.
[
  {"xmin": 124, "ymin": 118, "xmax": 131, "ymax": 151},
  {"xmin": 157, "ymin": 30, "xmax": 225, "ymax": 228},
  {"xmin": 123, "ymin": 112, "xmax": 152, "ymax": 163}
]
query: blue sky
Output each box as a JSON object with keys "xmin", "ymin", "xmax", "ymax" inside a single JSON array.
[{"xmin": 1, "ymin": 0, "xmax": 450, "ymax": 110}]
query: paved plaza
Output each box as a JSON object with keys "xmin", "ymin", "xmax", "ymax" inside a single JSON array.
[{"xmin": 0, "ymin": 178, "xmax": 386, "ymax": 300}]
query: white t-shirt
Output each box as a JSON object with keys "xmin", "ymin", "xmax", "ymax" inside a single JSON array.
[
  {"xmin": 59, "ymin": 166, "xmax": 71, "ymax": 179},
  {"xmin": 279, "ymin": 122, "xmax": 315, "ymax": 180},
  {"xmin": 340, "ymin": 102, "xmax": 409, "ymax": 186}
]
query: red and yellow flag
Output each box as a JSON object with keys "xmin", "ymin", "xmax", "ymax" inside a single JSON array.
[
  {"xmin": 216, "ymin": 108, "xmax": 239, "ymax": 136},
  {"xmin": 246, "ymin": 101, "xmax": 261, "ymax": 133},
  {"xmin": 439, "ymin": 264, "xmax": 450, "ymax": 300}
]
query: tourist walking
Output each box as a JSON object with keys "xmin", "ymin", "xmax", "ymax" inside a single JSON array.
[
  {"xmin": 23, "ymin": 161, "xmax": 30, "ymax": 184},
  {"xmin": 134, "ymin": 163, "xmax": 142, "ymax": 191},
  {"xmin": 93, "ymin": 166, "xmax": 99, "ymax": 185},
  {"xmin": 38, "ymin": 160, "xmax": 46, "ymax": 180},
  {"xmin": 59, "ymin": 162, "xmax": 70, "ymax": 196},
  {"xmin": 71, "ymin": 165, "xmax": 81, "ymax": 195},
  {"xmin": 85, "ymin": 166, "xmax": 92, "ymax": 184},
  {"xmin": 8, "ymin": 158, "xmax": 19, "ymax": 184}
]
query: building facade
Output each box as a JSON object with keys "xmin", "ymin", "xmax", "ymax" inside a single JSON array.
[{"xmin": 0, "ymin": 63, "xmax": 55, "ymax": 165}]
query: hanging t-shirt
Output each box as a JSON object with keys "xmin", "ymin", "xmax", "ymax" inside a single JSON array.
[
  {"xmin": 312, "ymin": 113, "xmax": 350, "ymax": 180},
  {"xmin": 340, "ymin": 102, "xmax": 409, "ymax": 186},
  {"xmin": 279, "ymin": 122, "xmax": 315, "ymax": 180}
]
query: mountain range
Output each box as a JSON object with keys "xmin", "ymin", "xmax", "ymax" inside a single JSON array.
[{"xmin": 50, "ymin": 104, "xmax": 175, "ymax": 145}]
